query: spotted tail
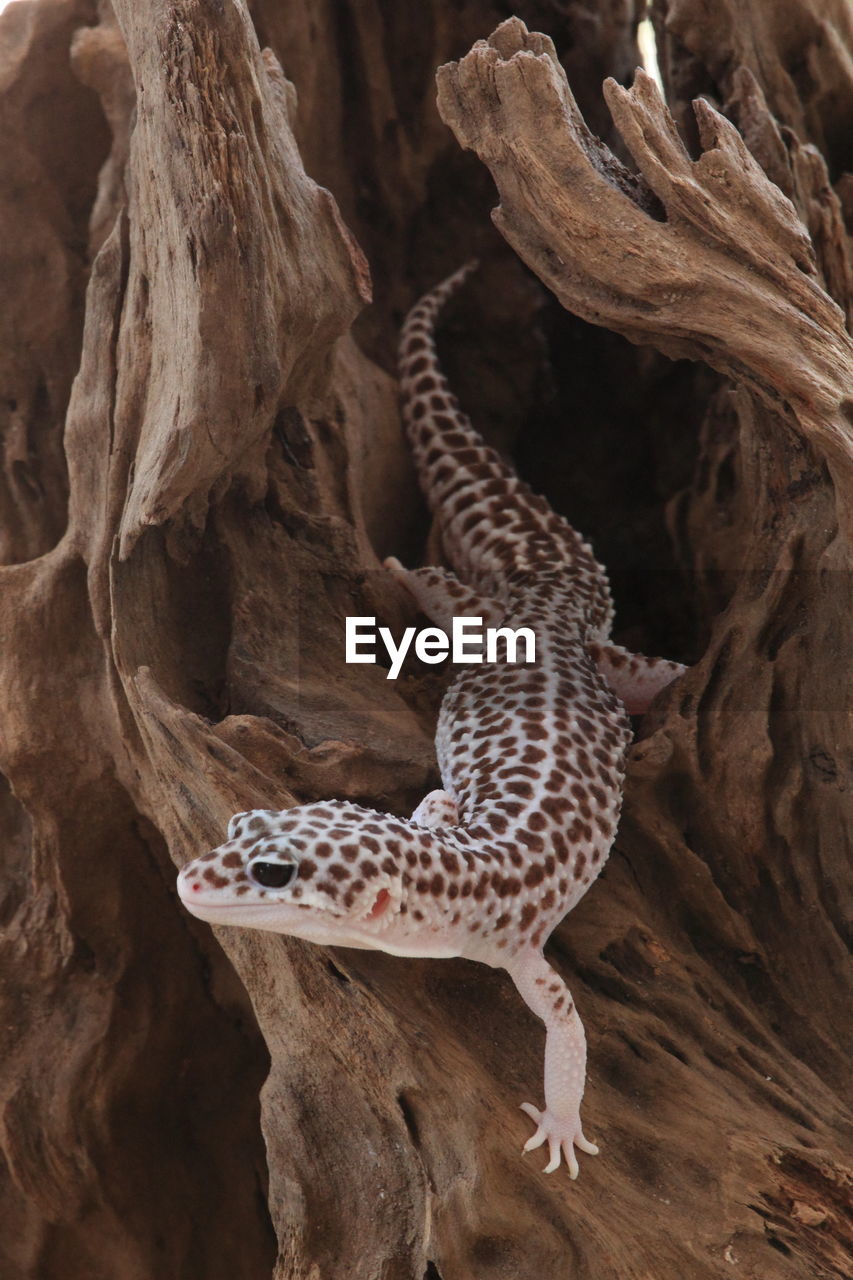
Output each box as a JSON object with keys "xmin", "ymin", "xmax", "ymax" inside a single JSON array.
[{"xmin": 398, "ymin": 266, "xmax": 613, "ymax": 631}]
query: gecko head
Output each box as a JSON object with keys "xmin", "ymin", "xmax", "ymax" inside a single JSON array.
[{"xmin": 176, "ymin": 801, "xmax": 405, "ymax": 948}]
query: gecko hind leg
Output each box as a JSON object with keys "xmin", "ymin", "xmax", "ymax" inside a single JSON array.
[
  {"xmin": 588, "ymin": 640, "xmax": 686, "ymax": 715},
  {"xmin": 384, "ymin": 558, "xmax": 504, "ymax": 632}
]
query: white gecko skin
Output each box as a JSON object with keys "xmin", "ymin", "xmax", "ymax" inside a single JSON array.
[{"xmin": 177, "ymin": 263, "xmax": 685, "ymax": 1177}]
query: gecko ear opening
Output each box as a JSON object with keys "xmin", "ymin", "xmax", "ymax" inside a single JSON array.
[
  {"xmin": 367, "ymin": 887, "xmax": 392, "ymax": 919},
  {"xmin": 351, "ymin": 872, "xmax": 402, "ymax": 923}
]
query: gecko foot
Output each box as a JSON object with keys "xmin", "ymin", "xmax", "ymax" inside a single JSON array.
[{"xmin": 520, "ymin": 1102, "xmax": 599, "ymax": 1177}]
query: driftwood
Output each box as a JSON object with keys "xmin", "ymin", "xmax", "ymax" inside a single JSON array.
[{"xmin": 0, "ymin": 1, "xmax": 850, "ymax": 1278}]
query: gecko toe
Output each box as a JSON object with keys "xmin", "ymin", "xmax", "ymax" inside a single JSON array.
[
  {"xmin": 562, "ymin": 1140, "xmax": 580, "ymax": 1179},
  {"xmin": 520, "ymin": 1102, "xmax": 546, "ymax": 1153},
  {"xmin": 544, "ymin": 1138, "xmax": 562, "ymax": 1174}
]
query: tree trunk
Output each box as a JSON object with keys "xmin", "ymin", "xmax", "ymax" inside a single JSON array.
[{"xmin": 1, "ymin": 1, "xmax": 850, "ymax": 1277}]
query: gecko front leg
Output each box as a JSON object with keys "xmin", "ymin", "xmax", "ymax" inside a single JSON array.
[
  {"xmin": 411, "ymin": 789, "xmax": 459, "ymax": 829},
  {"xmin": 508, "ymin": 950, "xmax": 599, "ymax": 1177}
]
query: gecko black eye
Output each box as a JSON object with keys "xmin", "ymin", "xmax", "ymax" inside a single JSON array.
[{"xmin": 250, "ymin": 860, "xmax": 296, "ymax": 889}]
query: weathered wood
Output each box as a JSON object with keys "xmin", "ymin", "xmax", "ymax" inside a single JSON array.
[
  {"xmin": 0, "ymin": 2, "xmax": 850, "ymax": 1278},
  {"xmin": 436, "ymin": 20, "xmax": 853, "ymax": 479}
]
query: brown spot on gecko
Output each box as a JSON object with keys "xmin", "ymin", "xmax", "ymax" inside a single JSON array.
[{"xmin": 520, "ymin": 903, "xmax": 538, "ymax": 929}]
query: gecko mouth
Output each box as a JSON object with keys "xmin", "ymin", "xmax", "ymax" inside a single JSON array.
[
  {"xmin": 178, "ymin": 868, "xmax": 398, "ymax": 927},
  {"xmin": 178, "ymin": 888, "xmax": 359, "ymax": 922}
]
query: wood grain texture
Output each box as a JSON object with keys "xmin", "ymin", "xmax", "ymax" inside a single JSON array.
[{"xmin": 0, "ymin": 1, "xmax": 850, "ymax": 1278}]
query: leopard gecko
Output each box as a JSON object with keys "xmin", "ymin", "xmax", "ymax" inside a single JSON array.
[{"xmin": 177, "ymin": 263, "xmax": 685, "ymax": 1176}]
